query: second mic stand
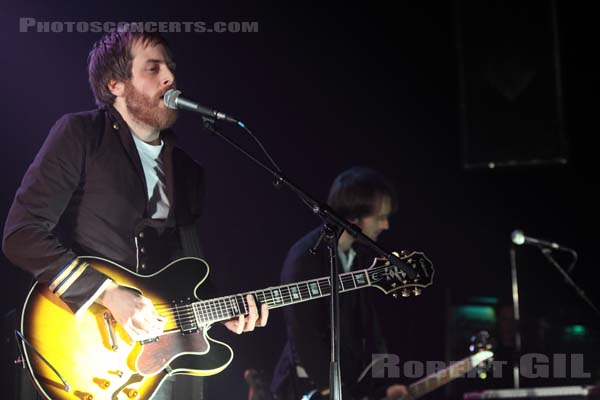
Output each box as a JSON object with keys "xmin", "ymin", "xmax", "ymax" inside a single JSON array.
[
  {"xmin": 538, "ymin": 248, "xmax": 600, "ymax": 318},
  {"xmin": 201, "ymin": 118, "xmax": 418, "ymax": 400}
]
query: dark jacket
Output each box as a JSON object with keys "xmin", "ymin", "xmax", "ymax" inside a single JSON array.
[
  {"xmin": 2, "ymin": 107, "xmax": 205, "ymax": 313},
  {"xmin": 271, "ymin": 228, "xmax": 389, "ymax": 400}
]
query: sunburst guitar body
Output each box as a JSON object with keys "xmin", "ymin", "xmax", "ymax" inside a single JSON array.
[{"xmin": 21, "ymin": 257, "xmax": 232, "ymax": 400}]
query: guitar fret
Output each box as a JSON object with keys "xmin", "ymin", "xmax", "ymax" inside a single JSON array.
[
  {"xmin": 290, "ymin": 284, "xmax": 301, "ymax": 302},
  {"xmin": 341, "ymin": 274, "xmax": 351, "ymax": 290},
  {"xmin": 212, "ymin": 300, "xmax": 220, "ymax": 320},
  {"xmin": 261, "ymin": 290, "xmax": 271, "ymax": 306},
  {"xmin": 203, "ymin": 300, "xmax": 211, "ymax": 322},
  {"xmin": 197, "ymin": 301, "xmax": 205, "ymax": 323},
  {"xmin": 229, "ymin": 297, "xmax": 240, "ymax": 316},
  {"xmin": 219, "ymin": 298, "xmax": 228, "ymax": 319},
  {"xmin": 209, "ymin": 300, "xmax": 217, "ymax": 321},
  {"xmin": 298, "ymin": 282, "xmax": 310, "ymax": 299},
  {"xmin": 192, "ymin": 303, "xmax": 201, "ymax": 325},
  {"xmin": 350, "ymin": 272, "xmax": 357, "ymax": 288},
  {"xmin": 255, "ymin": 291, "xmax": 266, "ymax": 307},
  {"xmin": 207, "ymin": 300, "xmax": 215, "ymax": 321},
  {"xmin": 271, "ymin": 288, "xmax": 283, "ymax": 306},
  {"xmin": 308, "ymin": 280, "xmax": 321, "ymax": 297},
  {"xmin": 236, "ymin": 294, "xmax": 247, "ymax": 315},
  {"xmin": 280, "ymin": 286, "xmax": 291, "ymax": 305},
  {"xmin": 213, "ymin": 300, "xmax": 220, "ymax": 320}
]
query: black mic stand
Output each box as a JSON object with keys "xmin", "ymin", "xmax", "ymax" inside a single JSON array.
[
  {"xmin": 509, "ymin": 246, "xmax": 522, "ymax": 388},
  {"xmin": 200, "ymin": 118, "xmax": 418, "ymax": 400},
  {"xmin": 538, "ymin": 248, "xmax": 600, "ymax": 319}
]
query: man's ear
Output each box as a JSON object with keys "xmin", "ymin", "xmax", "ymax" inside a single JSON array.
[{"xmin": 108, "ymin": 79, "xmax": 125, "ymax": 98}]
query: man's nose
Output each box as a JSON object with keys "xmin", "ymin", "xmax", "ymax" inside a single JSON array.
[
  {"xmin": 380, "ymin": 219, "xmax": 390, "ymax": 231},
  {"xmin": 162, "ymin": 67, "xmax": 175, "ymax": 87}
]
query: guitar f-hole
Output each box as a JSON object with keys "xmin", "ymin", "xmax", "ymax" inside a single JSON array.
[
  {"xmin": 14, "ymin": 330, "xmax": 71, "ymax": 392},
  {"xmin": 103, "ymin": 312, "xmax": 118, "ymax": 351}
]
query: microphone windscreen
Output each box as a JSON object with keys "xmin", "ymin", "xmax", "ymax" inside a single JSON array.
[
  {"xmin": 511, "ymin": 230, "xmax": 525, "ymax": 245},
  {"xmin": 163, "ymin": 89, "xmax": 181, "ymax": 110}
]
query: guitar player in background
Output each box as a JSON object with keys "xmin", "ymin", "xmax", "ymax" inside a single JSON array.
[
  {"xmin": 271, "ymin": 167, "xmax": 408, "ymax": 400},
  {"xmin": 2, "ymin": 27, "xmax": 267, "ymax": 399}
]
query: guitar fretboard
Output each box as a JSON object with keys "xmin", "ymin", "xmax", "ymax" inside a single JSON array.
[
  {"xmin": 408, "ymin": 357, "xmax": 477, "ymax": 399},
  {"xmin": 176, "ymin": 269, "xmax": 371, "ymax": 330}
]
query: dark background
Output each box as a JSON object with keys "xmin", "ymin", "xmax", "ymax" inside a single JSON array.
[{"xmin": 1, "ymin": 1, "xmax": 597, "ymax": 399}]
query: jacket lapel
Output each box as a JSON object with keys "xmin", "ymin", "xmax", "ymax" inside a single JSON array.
[{"xmin": 106, "ymin": 107, "xmax": 148, "ymax": 214}]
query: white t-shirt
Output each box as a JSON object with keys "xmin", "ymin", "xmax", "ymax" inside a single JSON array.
[
  {"xmin": 338, "ymin": 247, "xmax": 357, "ymax": 273},
  {"xmin": 132, "ymin": 134, "xmax": 170, "ymax": 219}
]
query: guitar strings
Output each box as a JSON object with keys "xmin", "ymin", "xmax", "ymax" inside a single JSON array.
[{"xmin": 146, "ymin": 264, "xmax": 402, "ymax": 334}]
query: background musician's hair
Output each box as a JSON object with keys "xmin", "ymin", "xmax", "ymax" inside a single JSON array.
[{"xmin": 327, "ymin": 166, "xmax": 397, "ymax": 220}]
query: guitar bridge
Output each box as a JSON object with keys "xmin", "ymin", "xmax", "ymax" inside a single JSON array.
[{"xmin": 140, "ymin": 336, "xmax": 160, "ymax": 345}]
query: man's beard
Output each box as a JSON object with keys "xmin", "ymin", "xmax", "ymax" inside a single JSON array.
[{"xmin": 123, "ymin": 82, "xmax": 178, "ymax": 130}]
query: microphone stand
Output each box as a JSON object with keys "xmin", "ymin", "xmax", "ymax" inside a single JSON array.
[
  {"xmin": 509, "ymin": 246, "xmax": 522, "ymax": 389},
  {"xmin": 200, "ymin": 118, "xmax": 418, "ymax": 400},
  {"xmin": 538, "ymin": 248, "xmax": 600, "ymax": 319}
]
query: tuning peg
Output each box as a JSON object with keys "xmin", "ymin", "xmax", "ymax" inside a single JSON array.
[
  {"xmin": 401, "ymin": 288, "xmax": 411, "ymax": 297},
  {"xmin": 412, "ymin": 287, "xmax": 421, "ymax": 296}
]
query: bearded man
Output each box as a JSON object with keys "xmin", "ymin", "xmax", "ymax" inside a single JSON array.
[{"xmin": 3, "ymin": 29, "xmax": 267, "ymax": 399}]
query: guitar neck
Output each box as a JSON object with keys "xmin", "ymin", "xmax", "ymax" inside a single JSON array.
[
  {"xmin": 406, "ymin": 351, "xmax": 493, "ymax": 399},
  {"xmin": 189, "ymin": 269, "xmax": 372, "ymax": 326}
]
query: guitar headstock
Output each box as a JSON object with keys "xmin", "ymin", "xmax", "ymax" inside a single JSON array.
[
  {"xmin": 469, "ymin": 330, "xmax": 494, "ymax": 354},
  {"xmin": 469, "ymin": 330, "xmax": 495, "ymax": 379},
  {"xmin": 366, "ymin": 251, "xmax": 434, "ymax": 297}
]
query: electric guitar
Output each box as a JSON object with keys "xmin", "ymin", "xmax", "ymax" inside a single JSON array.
[
  {"xmin": 20, "ymin": 252, "xmax": 433, "ymax": 400},
  {"xmin": 383, "ymin": 331, "xmax": 494, "ymax": 400}
]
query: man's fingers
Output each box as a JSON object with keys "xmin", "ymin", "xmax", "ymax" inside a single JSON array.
[
  {"xmin": 244, "ymin": 294, "xmax": 258, "ymax": 332},
  {"xmin": 257, "ymin": 303, "xmax": 269, "ymax": 327},
  {"xmin": 236, "ymin": 314, "xmax": 244, "ymax": 334},
  {"xmin": 125, "ymin": 322, "xmax": 146, "ymax": 341}
]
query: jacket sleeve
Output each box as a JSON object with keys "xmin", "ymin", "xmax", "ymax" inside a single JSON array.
[
  {"xmin": 281, "ymin": 249, "xmax": 331, "ymax": 391},
  {"xmin": 2, "ymin": 113, "xmax": 110, "ymax": 314}
]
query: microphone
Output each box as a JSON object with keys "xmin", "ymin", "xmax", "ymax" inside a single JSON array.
[
  {"xmin": 163, "ymin": 89, "xmax": 239, "ymax": 124},
  {"xmin": 511, "ymin": 229, "xmax": 571, "ymax": 251}
]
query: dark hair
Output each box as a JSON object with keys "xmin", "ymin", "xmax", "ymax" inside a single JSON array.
[
  {"xmin": 327, "ymin": 167, "xmax": 397, "ymax": 220},
  {"xmin": 87, "ymin": 27, "xmax": 172, "ymax": 107}
]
